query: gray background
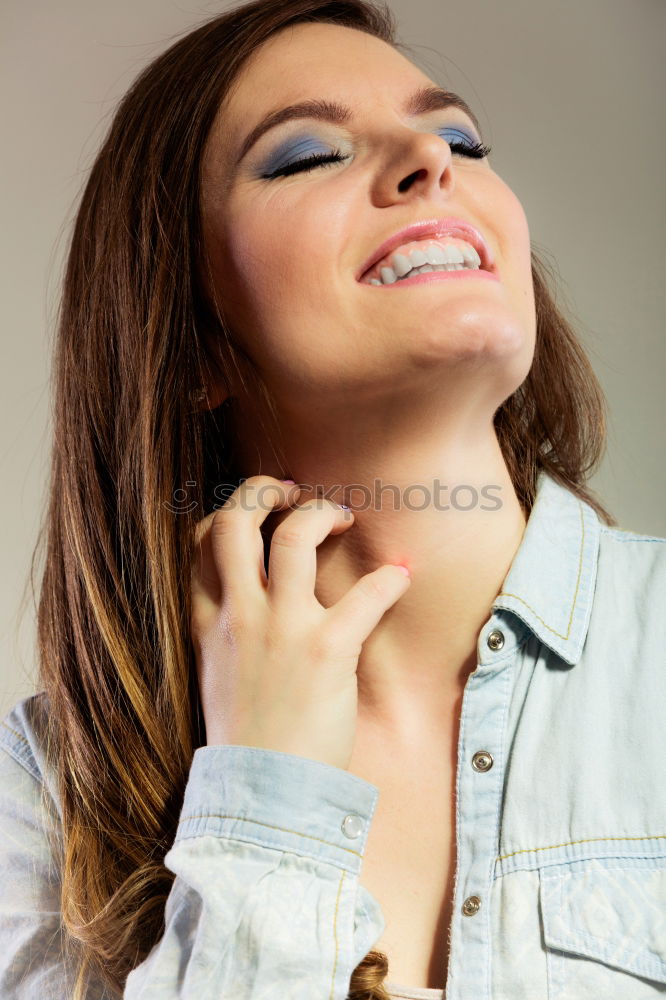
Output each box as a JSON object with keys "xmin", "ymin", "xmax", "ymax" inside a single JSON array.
[{"xmin": 2, "ymin": 0, "xmax": 664, "ymax": 718}]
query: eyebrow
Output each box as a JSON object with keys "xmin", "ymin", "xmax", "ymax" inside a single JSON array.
[{"xmin": 235, "ymin": 85, "xmax": 482, "ymax": 166}]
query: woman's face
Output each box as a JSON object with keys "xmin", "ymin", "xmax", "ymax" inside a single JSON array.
[{"xmin": 201, "ymin": 22, "xmax": 536, "ymax": 419}]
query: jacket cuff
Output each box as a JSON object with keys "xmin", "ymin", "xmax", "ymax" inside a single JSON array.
[{"xmin": 174, "ymin": 745, "xmax": 380, "ymax": 875}]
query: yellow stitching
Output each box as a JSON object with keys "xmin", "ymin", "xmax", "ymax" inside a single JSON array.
[
  {"xmin": 0, "ymin": 721, "xmax": 30, "ymax": 747},
  {"xmin": 330, "ymin": 870, "xmax": 346, "ymax": 1000},
  {"xmin": 177, "ymin": 812, "xmax": 363, "ymax": 857},
  {"xmin": 498, "ymin": 832, "xmax": 666, "ymax": 862},
  {"xmin": 495, "ymin": 498, "xmax": 586, "ymax": 641}
]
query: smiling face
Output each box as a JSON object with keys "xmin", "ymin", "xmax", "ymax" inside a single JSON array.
[{"xmin": 200, "ymin": 21, "xmax": 536, "ymax": 422}]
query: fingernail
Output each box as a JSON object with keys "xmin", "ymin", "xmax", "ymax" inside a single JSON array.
[
  {"xmin": 281, "ymin": 479, "xmax": 295, "ymax": 484},
  {"xmin": 338, "ymin": 504, "xmax": 350, "ymax": 510},
  {"xmin": 395, "ymin": 565, "xmax": 410, "ymax": 577}
]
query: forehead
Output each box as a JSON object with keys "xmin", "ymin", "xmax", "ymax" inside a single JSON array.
[{"xmin": 221, "ymin": 22, "xmax": 430, "ymax": 132}]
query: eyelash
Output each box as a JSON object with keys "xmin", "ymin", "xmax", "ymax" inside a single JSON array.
[{"xmin": 265, "ymin": 139, "xmax": 492, "ymax": 179}]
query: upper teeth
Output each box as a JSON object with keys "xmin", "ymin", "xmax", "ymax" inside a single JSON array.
[{"xmin": 366, "ymin": 240, "xmax": 482, "ymax": 285}]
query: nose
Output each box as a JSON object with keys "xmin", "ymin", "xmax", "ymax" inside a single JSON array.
[{"xmin": 371, "ymin": 129, "xmax": 455, "ymax": 207}]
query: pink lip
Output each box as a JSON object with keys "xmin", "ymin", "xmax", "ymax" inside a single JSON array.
[{"xmin": 356, "ymin": 216, "xmax": 496, "ymax": 282}]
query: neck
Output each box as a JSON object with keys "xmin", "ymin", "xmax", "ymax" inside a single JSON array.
[{"xmin": 231, "ymin": 400, "xmax": 528, "ymax": 740}]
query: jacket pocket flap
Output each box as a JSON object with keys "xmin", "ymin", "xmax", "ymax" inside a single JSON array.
[{"xmin": 539, "ymin": 859, "xmax": 666, "ymax": 984}]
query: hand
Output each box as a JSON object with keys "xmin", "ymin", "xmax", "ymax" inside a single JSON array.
[{"xmin": 190, "ymin": 474, "xmax": 411, "ymax": 770}]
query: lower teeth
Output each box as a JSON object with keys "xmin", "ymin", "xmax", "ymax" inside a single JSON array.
[
  {"xmin": 397, "ymin": 263, "xmax": 470, "ymax": 281},
  {"xmin": 368, "ymin": 261, "xmax": 480, "ymax": 285}
]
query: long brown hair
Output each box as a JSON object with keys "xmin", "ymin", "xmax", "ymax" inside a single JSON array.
[{"xmin": 33, "ymin": 0, "xmax": 616, "ymax": 997}]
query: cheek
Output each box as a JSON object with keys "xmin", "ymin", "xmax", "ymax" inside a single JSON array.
[
  {"xmin": 496, "ymin": 184, "xmax": 536, "ymax": 333},
  {"xmin": 221, "ymin": 197, "xmax": 334, "ymax": 320},
  {"xmin": 215, "ymin": 188, "xmax": 351, "ymax": 354},
  {"xmin": 204, "ymin": 201, "xmax": 347, "ymax": 390},
  {"xmin": 502, "ymin": 185, "xmax": 533, "ymax": 280}
]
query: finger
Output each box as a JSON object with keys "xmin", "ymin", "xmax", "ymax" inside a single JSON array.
[
  {"xmin": 266, "ymin": 498, "xmax": 353, "ymax": 611},
  {"xmin": 205, "ymin": 475, "xmax": 301, "ymax": 603},
  {"xmin": 190, "ymin": 511, "xmax": 226, "ymax": 637},
  {"xmin": 323, "ymin": 563, "xmax": 411, "ymax": 652}
]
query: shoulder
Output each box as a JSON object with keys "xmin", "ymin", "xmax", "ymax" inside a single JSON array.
[
  {"xmin": 0, "ymin": 691, "xmax": 55, "ymax": 792},
  {"xmin": 599, "ymin": 523, "xmax": 666, "ymax": 547},
  {"xmin": 587, "ymin": 524, "xmax": 666, "ymax": 665},
  {"xmin": 597, "ymin": 523, "xmax": 666, "ymax": 595}
]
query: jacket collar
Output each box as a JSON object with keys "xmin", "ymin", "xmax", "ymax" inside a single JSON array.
[{"xmin": 490, "ymin": 469, "xmax": 601, "ymax": 665}]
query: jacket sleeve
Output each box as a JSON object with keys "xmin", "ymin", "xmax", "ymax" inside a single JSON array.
[
  {"xmin": 0, "ymin": 715, "xmax": 386, "ymax": 999},
  {"xmin": 124, "ymin": 745, "xmax": 386, "ymax": 998},
  {"xmin": 0, "ymin": 728, "xmax": 96, "ymax": 999}
]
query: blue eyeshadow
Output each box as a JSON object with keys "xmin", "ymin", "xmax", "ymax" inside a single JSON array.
[
  {"xmin": 260, "ymin": 136, "xmax": 332, "ymax": 174},
  {"xmin": 256, "ymin": 124, "xmax": 480, "ymax": 177}
]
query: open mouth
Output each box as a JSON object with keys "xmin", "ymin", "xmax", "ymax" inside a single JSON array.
[{"xmin": 359, "ymin": 236, "xmax": 498, "ymax": 286}]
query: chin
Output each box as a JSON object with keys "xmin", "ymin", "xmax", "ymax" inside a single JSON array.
[{"xmin": 406, "ymin": 309, "xmax": 532, "ymax": 369}]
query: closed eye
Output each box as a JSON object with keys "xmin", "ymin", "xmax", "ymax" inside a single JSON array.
[{"xmin": 263, "ymin": 136, "xmax": 492, "ymax": 179}]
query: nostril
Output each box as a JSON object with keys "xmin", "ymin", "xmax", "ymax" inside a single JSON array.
[{"xmin": 397, "ymin": 168, "xmax": 427, "ymax": 193}]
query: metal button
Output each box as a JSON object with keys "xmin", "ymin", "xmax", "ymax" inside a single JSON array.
[
  {"xmin": 471, "ymin": 750, "xmax": 494, "ymax": 772},
  {"xmin": 341, "ymin": 814, "xmax": 363, "ymax": 839},
  {"xmin": 462, "ymin": 895, "xmax": 481, "ymax": 916},
  {"xmin": 487, "ymin": 629, "xmax": 505, "ymax": 651}
]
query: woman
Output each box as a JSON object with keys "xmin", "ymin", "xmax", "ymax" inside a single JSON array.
[{"xmin": 1, "ymin": 0, "xmax": 664, "ymax": 997}]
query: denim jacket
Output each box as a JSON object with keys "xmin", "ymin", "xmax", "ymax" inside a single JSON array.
[{"xmin": 1, "ymin": 469, "xmax": 665, "ymax": 1000}]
